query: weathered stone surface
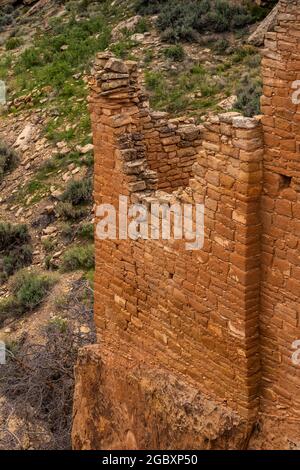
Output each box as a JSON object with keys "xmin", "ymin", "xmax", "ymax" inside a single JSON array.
[
  {"xmin": 72, "ymin": 346, "xmax": 250, "ymax": 450},
  {"xmin": 104, "ymin": 58, "xmax": 129, "ymax": 75}
]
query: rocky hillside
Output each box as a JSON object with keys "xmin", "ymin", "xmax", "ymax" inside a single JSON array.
[{"xmin": 0, "ymin": 0, "xmax": 275, "ymax": 449}]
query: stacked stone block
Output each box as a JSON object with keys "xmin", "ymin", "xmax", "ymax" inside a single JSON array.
[
  {"xmin": 142, "ymin": 114, "xmax": 201, "ymax": 192},
  {"xmin": 90, "ymin": 53, "xmax": 263, "ymax": 429}
]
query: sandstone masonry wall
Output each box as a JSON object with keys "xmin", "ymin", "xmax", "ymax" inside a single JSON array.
[
  {"xmin": 259, "ymin": 0, "xmax": 300, "ymax": 437},
  {"xmin": 72, "ymin": 0, "xmax": 300, "ymax": 450},
  {"xmin": 142, "ymin": 112, "xmax": 200, "ymax": 192}
]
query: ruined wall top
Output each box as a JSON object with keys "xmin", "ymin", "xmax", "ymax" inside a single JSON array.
[{"xmin": 89, "ymin": 52, "xmax": 144, "ymax": 106}]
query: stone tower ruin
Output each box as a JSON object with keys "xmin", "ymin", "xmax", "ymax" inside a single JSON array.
[{"xmin": 72, "ymin": 0, "xmax": 300, "ymax": 449}]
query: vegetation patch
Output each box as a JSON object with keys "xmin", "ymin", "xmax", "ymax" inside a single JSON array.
[
  {"xmin": 0, "ymin": 141, "xmax": 18, "ymax": 182},
  {"xmin": 235, "ymin": 74, "xmax": 262, "ymax": 116},
  {"xmin": 61, "ymin": 178, "xmax": 93, "ymax": 205},
  {"xmin": 57, "ymin": 178, "xmax": 93, "ymax": 221},
  {"xmin": 15, "ymin": 15, "xmax": 111, "ymax": 91},
  {"xmin": 234, "ymin": 53, "xmax": 262, "ymax": 117},
  {"xmin": 0, "ymin": 4, "xmax": 18, "ymax": 32},
  {"xmin": 164, "ymin": 45, "xmax": 185, "ymax": 61},
  {"xmin": 134, "ymin": 17, "xmax": 150, "ymax": 34},
  {"xmin": 143, "ymin": 41, "xmax": 261, "ymax": 119},
  {"xmin": 77, "ymin": 223, "xmax": 94, "ymax": 241},
  {"xmin": 5, "ymin": 37, "xmax": 23, "ymax": 51},
  {"xmin": 60, "ymin": 244, "xmax": 95, "ymax": 272},
  {"xmin": 145, "ymin": 64, "xmax": 221, "ymax": 115},
  {"xmin": 13, "ymin": 179, "xmax": 50, "ymax": 206},
  {"xmin": 12, "ymin": 149, "xmax": 93, "ymax": 206},
  {"xmin": 135, "ymin": 0, "xmax": 270, "ymax": 42},
  {"xmin": 8, "ymin": 8, "xmax": 112, "ymax": 144},
  {"xmin": 0, "ymin": 279, "xmax": 95, "ymax": 449},
  {"xmin": 0, "ymin": 222, "xmax": 32, "ymax": 284},
  {"xmin": 0, "ymin": 53, "xmax": 12, "ymax": 81},
  {"xmin": 110, "ymin": 38, "xmax": 138, "ymax": 59},
  {"xmin": 0, "ymin": 269, "xmax": 57, "ymax": 325}
]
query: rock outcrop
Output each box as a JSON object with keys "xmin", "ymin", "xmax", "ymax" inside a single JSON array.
[
  {"xmin": 248, "ymin": 2, "xmax": 279, "ymax": 46},
  {"xmin": 72, "ymin": 346, "xmax": 251, "ymax": 450}
]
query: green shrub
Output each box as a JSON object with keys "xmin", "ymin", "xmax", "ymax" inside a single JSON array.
[
  {"xmin": 145, "ymin": 71, "xmax": 164, "ymax": 91},
  {"xmin": 248, "ymin": 2, "xmax": 276, "ymax": 22},
  {"xmin": 144, "ymin": 49, "xmax": 154, "ymax": 64},
  {"xmin": 0, "ymin": 13, "xmax": 14, "ymax": 32},
  {"xmin": 48, "ymin": 315, "xmax": 68, "ymax": 333},
  {"xmin": 85, "ymin": 269, "xmax": 94, "ymax": 289},
  {"xmin": 2, "ymin": 5, "xmax": 14, "ymax": 15},
  {"xmin": 0, "ymin": 222, "xmax": 29, "ymax": 249},
  {"xmin": 60, "ymin": 244, "xmax": 95, "ymax": 272},
  {"xmin": 11, "ymin": 269, "xmax": 57, "ymax": 310},
  {"xmin": 56, "ymin": 202, "xmax": 89, "ymax": 221},
  {"xmin": 134, "ymin": 17, "xmax": 150, "ymax": 34},
  {"xmin": 235, "ymin": 75, "xmax": 262, "ymax": 117},
  {"xmin": 42, "ymin": 237, "xmax": 57, "ymax": 254},
  {"xmin": 16, "ymin": 15, "xmax": 111, "ymax": 87},
  {"xmin": 77, "ymin": 223, "xmax": 94, "ymax": 241},
  {"xmin": 0, "ymin": 222, "xmax": 33, "ymax": 283},
  {"xmin": 231, "ymin": 45, "xmax": 256, "ymax": 64},
  {"xmin": 60, "ymin": 222, "xmax": 74, "ymax": 241},
  {"xmin": 0, "ymin": 297, "xmax": 20, "ymax": 323},
  {"xmin": 44, "ymin": 254, "xmax": 52, "ymax": 271},
  {"xmin": 244, "ymin": 52, "xmax": 261, "ymax": 69},
  {"xmin": 213, "ymin": 38, "xmax": 229, "ymax": 54},
  {"xmin": 56, "ymin": 178, "xmax": 93, "ymax": 221},
  {"xmin": 0, "ymin": 53, "xmax": 12, "ymax": 81},
  {"xmin": 3, "ymin": 244, "xmax": 33, "ymax": 277},
  {"xmin": 0, "ymin": 142, "xmax": 18, "ymax": 182},
  {"xmin": 137, "ymin": 0, "xmax": 255, "ymax": 42},
  {"xmin": 164, "ymin": 45, "xmax": 185, "ymax": 62},
  {"xmin": 67, "ymin": 0, "xmax": 101, "ymax": 13},
  {"xmin": 5, "ymin": 37, "xmax": 23, "ymax": 51},
  {"xmin": 110, "ymin": 39, "xmax": 137, "ymax": 59},
  {"xmin": 191, "ymin": 64, "xmax": 206, "ymax": 76},
  {"xmin": 135, "ymin": 0, "xmax": 168, "ymax": 15},
  {"xmin": 61, "ymin": 178, "xmax": 93, "ymax": 205},
  {"xmin": 0, "ymin": 269, "xmax": 57, "ymax": 324},
  {"xmin": 17, "ymin": 48, "xmax": 43, "ymax": 68}
]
